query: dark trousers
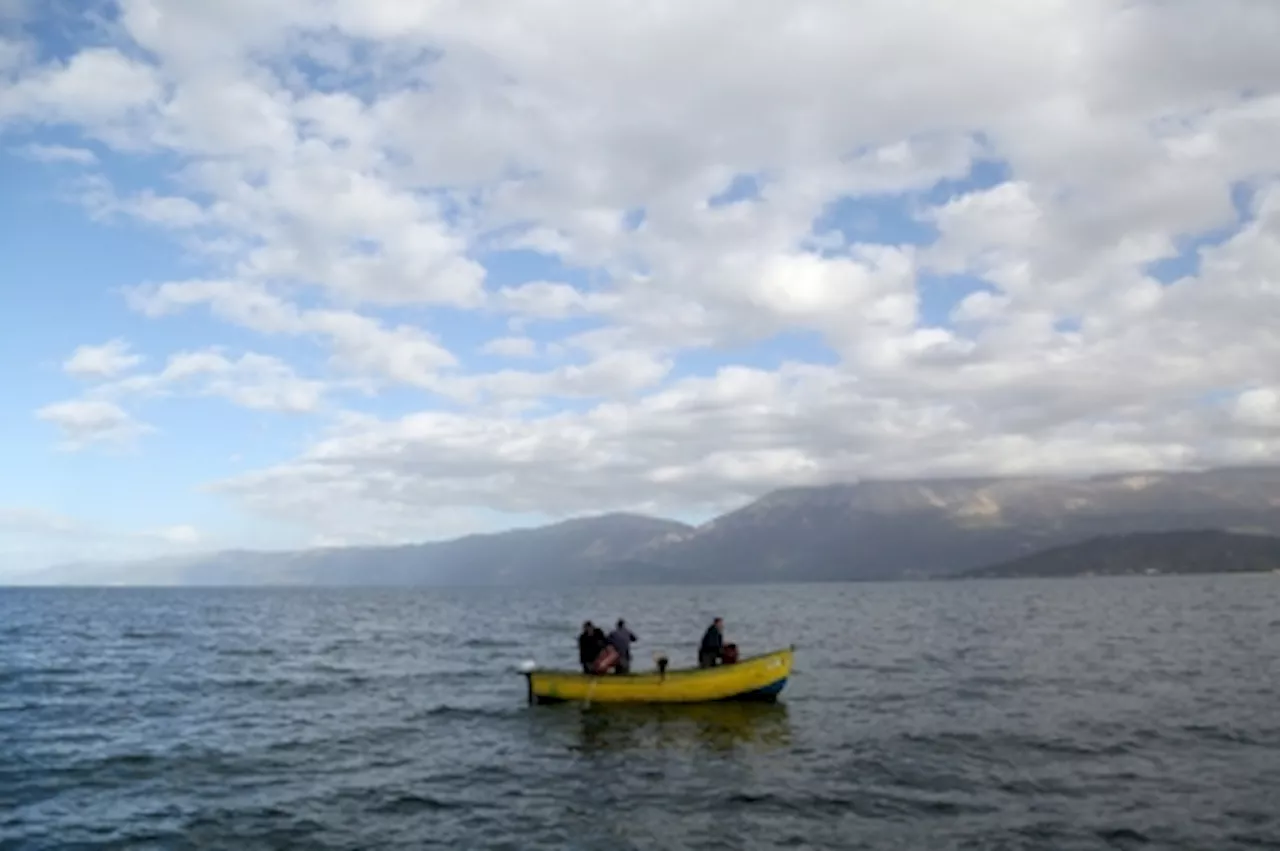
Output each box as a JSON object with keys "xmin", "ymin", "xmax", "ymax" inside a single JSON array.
[{"xmin": 698, "ymin": 650, "xmax": 719, "ymax": 669}]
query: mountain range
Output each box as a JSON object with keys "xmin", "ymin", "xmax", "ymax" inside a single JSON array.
[
  {"xmin": 14, "ymin": 465, "xmax": 1280, "ymax": 586},
  {"xmin": 956, "ymin": 529, "xmax": 1280, "ymax": 579}
]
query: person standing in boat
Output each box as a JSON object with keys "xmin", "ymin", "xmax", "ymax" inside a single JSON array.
[
  {"xmin": 578, "ymin": 621, "xmax": 606, "ymax": 673},
  {"xmin": 698, "ymin": 617, "xmax": 725, "ymax": 668},
  {"xmin": 607, "ymin": 619, "xmax": 637, "ymax": 674}
]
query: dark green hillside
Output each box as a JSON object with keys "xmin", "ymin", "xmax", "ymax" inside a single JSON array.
[{"xmin": 958, "ymin": 530, "xmax": 1280, "ymax": 579}]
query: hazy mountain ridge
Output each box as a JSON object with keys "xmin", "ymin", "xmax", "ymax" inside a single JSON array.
[
  {"xmin": 956, "ymin": 529, "xmax": 1280, "ymax": 578},
  {"xmin": 14, "ymin": 465, "xmax": 1280, "ymax": 586},
  {"xmin": 624, "ymin": 466, "xmax": 1280, "ymax": 581},
  {"xmin": 21, "ymin": 513, "xmax": 692, "ymax": 587}
]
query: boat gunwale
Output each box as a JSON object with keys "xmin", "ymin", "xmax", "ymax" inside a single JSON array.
[{"xmin": 526, "ymin": 644, "xmax": 794, "ymax": 680}]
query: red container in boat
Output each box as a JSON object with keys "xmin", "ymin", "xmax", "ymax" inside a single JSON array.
[
  {"xmin": 592, "ymin": 645, "xmax": 619, "ymax": 674},
  {"xmin": 722, "ymin": 643, "xmax": 739, "ymax": 665}
]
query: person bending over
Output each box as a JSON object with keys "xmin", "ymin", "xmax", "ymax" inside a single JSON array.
[{"xmin": 607, "ymin": 619, "xmax": 637, "ymax": 674}]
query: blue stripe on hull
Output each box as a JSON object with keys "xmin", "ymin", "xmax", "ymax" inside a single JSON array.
[{"xmin": 719, "ymin": 677, "xmax": 787, "ymax": 702}]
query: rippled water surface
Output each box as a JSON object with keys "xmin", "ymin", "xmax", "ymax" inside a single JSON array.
[{"xmin": 3, "ymin": 576, "xmax": 1279, "ymax": 850}]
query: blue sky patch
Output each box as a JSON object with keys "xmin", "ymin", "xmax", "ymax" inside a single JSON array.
[
  {"xmin": 479, "ymin": 246, "xmax": 596, "ymax": 291},
  {"xmin": 707, "ymin": 172, "xmax": 765, "ymax": 207},
  {"xmin": 1146, "ymin": 181, "xmax": 1255, "ymax": 283},
  {"xmin": 674, "ymin": 330, "xmax": 837, "ymax": 378},
  {"xmin": 16, "ymin": 1, "xmax": 116, "ymax": 65},
  {"xmin": 808, "ymin": 159, "xmax": 1011, "ymax": 254},
  {"xmin": 922, "ymin": 157, "xmax": 1011, "ymax": 205},
  {"xmin": 813, "ymin": 192, "xmax": 937, "ymax": 248},
  {"xmin": 916, "ymin": 273, "xmax": 999, "ymax": 327},
  {"xmin": 623, "ymin": 206, "xmax": 646, "ymax": 231}
]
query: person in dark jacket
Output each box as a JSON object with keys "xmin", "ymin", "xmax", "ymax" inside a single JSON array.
[
  {"xmin": 578, "ymin": 621, "xmax": 606, "ymax": 673},
  {"xmin": 607, "ymin": 619, "xmax": 637, "ymax": 674},
  {"xmin": 698, "ymin": 617, "xmax": 725, "ymax": 668}
]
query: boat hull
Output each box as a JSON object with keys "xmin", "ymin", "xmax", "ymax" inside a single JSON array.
[{"xmin": 524, "ymin": 646, "xmax": 793, "ymax": 705}]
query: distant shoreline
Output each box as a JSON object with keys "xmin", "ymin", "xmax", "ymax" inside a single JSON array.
[{"xmin": 952, "ymin": 530, "xmax": 1280, "ymax": 580}]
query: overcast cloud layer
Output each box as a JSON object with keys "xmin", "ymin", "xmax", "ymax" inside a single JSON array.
[{"xmin": 4, "ymin": 0, "xmax": 1280, "ymax": 563}]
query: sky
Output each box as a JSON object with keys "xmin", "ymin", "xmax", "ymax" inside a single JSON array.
[{"xmin": 2, "ymin": 0, "xmax": 1280, "ymax": 575}]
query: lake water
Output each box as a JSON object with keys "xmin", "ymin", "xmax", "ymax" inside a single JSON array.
[{"xmin": 3, "ymin": 576, "xmax": 1279, "ymax": 850}]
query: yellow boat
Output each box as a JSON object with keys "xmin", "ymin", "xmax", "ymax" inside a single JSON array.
[{"xmin": 521, "ymin": 646, "xmax": 794, "ymax": 705}]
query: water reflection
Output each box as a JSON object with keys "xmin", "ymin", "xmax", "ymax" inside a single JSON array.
[{"xmin": 567, "ymin": 701, "xmax": 793, "ymax": 755}]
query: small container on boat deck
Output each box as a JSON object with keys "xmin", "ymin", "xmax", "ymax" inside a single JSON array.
[{"xmin": 592, "ymin": 645, "xmax": 619, "ymax": 675}]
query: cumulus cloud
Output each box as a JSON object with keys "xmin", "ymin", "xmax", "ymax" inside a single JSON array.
[
  {"xmin": 16, "ymin": 142, "xmax": 97, "ymax": 164},
  {"xmin": 100, "ymin": 348, "xmax": 328, "ymax": 413},
  {"xmin": 479, "ymin": 336, "xmax": 539, "ymax": 358},
  {"xmin": 35, "ymin": 399, "xmax": 152, "ymax": 450},
  {"xmin": 0, "ymin": 47, "xmax": 161, "ymax": 131},
  {"xmin": 212, "ymin": 358, "xmax": 1222, "ymax": 543},
  {"xmin": 8, "ymin": 0, "xmax": 1280, "ymax": 544},
  {"xmin": 80, "ymin": 180, "xmax": 207, "ymax": 229},
  {"xmin": 1232, "ymin": 388, "xmax": 1280, "ymax": 429},
  {"xmin": 124, "ymin": 282, "xmax": 457, "ymax": 388},
  {"xmin": 44, "ymin": 344, "xmax": 325, "ymax": 457},
  {"xmin": 63, "ymin": 338, "xmax": 143, "ymax": 378}
]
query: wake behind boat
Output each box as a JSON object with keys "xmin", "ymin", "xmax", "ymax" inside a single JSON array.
[{"xmin": 520, "ymin": 646, "xmax": 794, "ymax": 705}]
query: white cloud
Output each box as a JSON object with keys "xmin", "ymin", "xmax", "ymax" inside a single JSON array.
[
  {"xmin": 0, "ymin": 506, "xmax": 206, "ymax": 575},
  {"xmin": 17, "ymin": 143, "xmax": 97, "ymax": 164},
  {"xmin": 0, "ymin": 507, "xmax": 200, "ymax": 551},
  {"xmin": 441, "ymin": 349, "xmax": 673, "ymax": 406},
  {"xmin": 0, "ymin": 47, "xmax": 161, "ymax": 130},
  {"xmin": 101, "ymin": 348, "xmax": 327, "ymax": 413},
  {"xmin": 495, "ymin": 282, "xmax": 602, "ymax": 320},
  {"xmin": 63, "ymin": 338, "xmax": 143, "ymax": 378},
  {"xmin": 124, "ymin": 281, "xmax": 456, "ymax": 388},
  {"xmin": 92, "ymin": 187, "xmax": 207, "ymax": 229},
  {"xmin": 1232, "ymin": 388, "xmax": 1280, "ymax": 429},
  {"xmin": 35, "ymin": 399, "xmax": 152, "ymax": 451},
  {"xmin": 42, "ymin": 344, "xmax": 325, "ymax": 457},
  {"xmin": 150, "ymin": 524, "xmax": 202, "ymax": 545},
  {"xmin": 210, "ymin": 357, "xmax": 1230, "ymax": 543},
  {"xmin": 480, "ymin": 336, "xmax": 538, "ymax": 358},
  {"xmin": 6, "ymin": 0, "xmax": 1280, "ymax": 545},
  {"xmin": 0, "ymin": 506, "xmax": 82, "ymax": 536}
]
